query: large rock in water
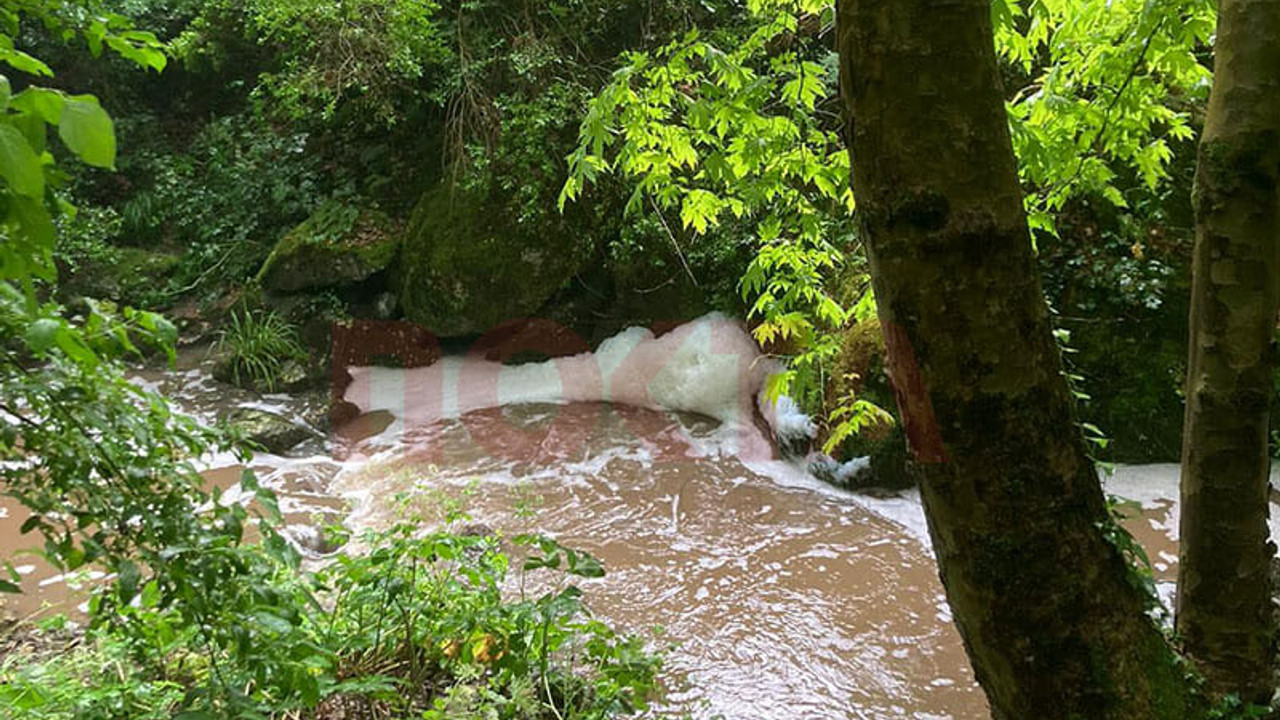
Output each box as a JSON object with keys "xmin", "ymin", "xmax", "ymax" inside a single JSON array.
[
  {"xmin": 257, "ymin": 201, "xmax": 401, "ymax": 293},
  {"xmin": 397, "ymin": 183, "xmax": 596, "ymax": 337}
]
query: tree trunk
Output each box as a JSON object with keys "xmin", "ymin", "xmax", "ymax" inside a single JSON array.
[
  {"xmin": 837, "ymin": 1, "xmax": 1197, "ymax": 718},
  {"xmin": 1177, "ymin": 0, "xmax": 1280, "ymax": 703}
]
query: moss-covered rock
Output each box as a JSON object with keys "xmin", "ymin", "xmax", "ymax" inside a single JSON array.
[
  {"xmin": 825, "ymin": 317, "xmax": 887, "ymax": 411},
  {"xmin": 397, "ymin": 183, "xmax": 598, "ymax": 337},
  {"xmin": 61, "ymin": 246, "xmax": 181, "ymax": 307},
  {"xmin": 227, "ymin": 407, "xmax": 317, "ymax": 455},
  {"xmin": 607, "ymin": 247, "xmax": 729, "ymax": 327},
  {"xmin": 257, "ymin": 201, "xmax": 402, "ymax": 293}
]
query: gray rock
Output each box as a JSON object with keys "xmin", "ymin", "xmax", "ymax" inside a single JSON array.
[{"xmin": 228, "ymin": 407, "xmax": 318, "ymax": 455}]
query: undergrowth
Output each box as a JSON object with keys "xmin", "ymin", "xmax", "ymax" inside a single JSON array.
[{"xmin": 0, "ymin": 525, "xmax": 663, "ymax": 719}]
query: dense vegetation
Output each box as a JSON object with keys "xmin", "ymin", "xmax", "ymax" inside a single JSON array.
[
  {"xmin": 0, "ymin": 2, "xmax": 670, "ymax": 717},
  {"xmin": 1, "ymin": 0, "xmax": 1276, "ymax": 717},
  {"xmin": 33, "ymin": 0, "xmax": 1221, "ymax": 462}
]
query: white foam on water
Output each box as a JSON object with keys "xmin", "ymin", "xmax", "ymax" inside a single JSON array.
[
  {"xmin": 762, "ymin": 393, "xmax": 816, "ymax": 446},
  {"xmin": 744, "ymin": 455, "xmax": 934, "ymax": 545},
  {"xmin": 1104, "ymin": 463, "xmax": 1280, "ymax": 548},
  {"xmin": 334, "ymin": 313, "xmax": 954, "ymax": 545},
  {"xmin": 345, "ymin": 313, "xmax": 781, "ymax": 459},
  {"xmin": 347, "ymin": 315, "xmax": 1280, "ymax": 557}
]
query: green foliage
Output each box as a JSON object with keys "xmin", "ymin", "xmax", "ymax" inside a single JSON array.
[
  {"xmin": 320, "ymin": 527, "xmax": 660, "ymax": 719},
  {"xmin": 2, "ymin": 295, "xmax": 336, "ymax": 716},
  {"xmin": 241, "ymin": 0, "xmax": 447, "ymax": 125},
  {"xmin": 35, "ymin": 0, "xmax": 757, "ymax": 335},
  {"xmin": 1041, "ymin": 188, "xmax": 1195, "ymax": 462},
  {"xmin": 168, "ymin": 0, "xmax": 449, "ymax": 127},
  {"xmin": 2, "ymin": 20, "xmax": 659, "ymax": 716},
  {"xmin": 3, "ymin": 300, "xmax": 659, "ymax": 716},
  {"xmin": 0, "ymin": 3, "xmax": 162, "ymax": 302},
  {"xmin": 1052, "ymin": 322, "xmax": 1114, "ymax": 466},
  {"xmin": 562, "ymin": 0, "xmax": 857, "ymax": 417},
  {"xmin": 216, "ymin": 308, "xmax": 306, "ymax": 392},
  {"xmin": 0, "ymin": 526, "xmax": 663, "ymax": 719},
  {"xmin": 0, "ymin": 5, "xmax": 211, "ymax": 635},
  {"xmin": 52, "ymin": 203, "xmax": 121, "ymax": 275},
  {"xmin": 821, "ymin": 397, "xmax": 894, "ymax": 457},
  {"xmin": 994, "ymin": 0, "xmax": 1214, "ymax": 233},
  {"xmin": 565, "ymin": 0, "xmax": 1213, "ymax": 448},
  {"xmin": 0, "ymin": 4, "xmax": 228, "ymax": 636},
  {"xmin": 1099, "ymin": 495, "xmax": 1165, "ymax": 621},
  {"xmin": 113, "ymin": 113, "xmax": 330, "ymax": 300},
  {"xmin": 0, "ymin": 626, "xmax": 186, "ymax": 718}
]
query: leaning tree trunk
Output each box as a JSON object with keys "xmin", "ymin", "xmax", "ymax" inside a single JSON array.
[
  {"xmin": 1177, "ymin": 0, "xmax": 1280, "ymax": 703},
  {"xmin": 837, "ymin": 2, "xmax": 1197, "ymax": 718}
]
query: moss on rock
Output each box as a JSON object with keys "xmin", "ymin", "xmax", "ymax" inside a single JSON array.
[
  {"xmin": 61, "ymin": 246, "xmax": 181, "ymax": 307},
  {"xmin": 257, "ymin": 201, "xmax": 402, "ymax": 293},
  {"xmin": 397, "ymin": 182, "xmax": 598, "ymax": 337}
]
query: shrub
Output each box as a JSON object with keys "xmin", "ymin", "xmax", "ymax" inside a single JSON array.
[
  {"xmin": 216, "ymin": 309, "xmax": 307, "ymax": 392},
  {"xmin": 0, "ymin": 527, "xmax": 664, "ymax": 719}
]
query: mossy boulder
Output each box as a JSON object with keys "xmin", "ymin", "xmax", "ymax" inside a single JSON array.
[
  {"xmin": 397, "ymin": 183, "xmax": 598, "ymax": 337},
  {"xmin": 257, "ymin": 201, "xmax": 402, "ymax": 293},
  {"xmin": 606, "ymin": 249, "xmax": 722, "ymax": 328},
  {"xmin": 62, "ymin": 246, "xmax": 180, "ymax": 306}
]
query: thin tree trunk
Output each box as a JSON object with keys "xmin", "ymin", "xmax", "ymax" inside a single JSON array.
[
  {"xmin": 837, "ymin": 1, "xmax": 1197, "ymax": 718},
  {"xmin": 1177, "ymin": 0, "xmax": 1280, "ymax": 703}
]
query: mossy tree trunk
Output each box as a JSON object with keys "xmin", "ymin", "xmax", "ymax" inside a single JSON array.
[
  {"xmin": 1176, "ymin": 0, "xmax": 1280, "ymax": 703},
  {"xmin": 837, "ymin": 1, "xmax": 1198, "ymax": 718}
]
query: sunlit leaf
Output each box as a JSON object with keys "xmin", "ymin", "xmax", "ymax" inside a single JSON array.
[{"xmin": 59, "ymin": 96, "xmax": 116, "ymax": 168}]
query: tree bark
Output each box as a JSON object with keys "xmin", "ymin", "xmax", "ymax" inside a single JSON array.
[
  {"xmin": 1177, "ymin": 0, "xmax": 1280, "ymax": 703},
  {"xmin": 837, "ymin": 1, "xmax": 1197, "ymax": 718}
]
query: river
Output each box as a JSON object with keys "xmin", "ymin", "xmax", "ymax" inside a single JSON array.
[{"xmin": 2, "ymin": 314, "xmax": 1265, "ymax": 720}]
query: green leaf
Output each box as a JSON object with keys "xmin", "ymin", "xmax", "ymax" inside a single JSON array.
[
  {"xmin": 253, "ymin": 609, "xmax": 295, "ymax": 634},
  {"xmin": 8, "ymin": 196, "xmax": 57, "ymax": 274},
  {"xmin": 13, "ymin": 88, "xmax": 65, "ymax": 126},
  {"xmin": 568, "ymin": 552, "xmax": 605, "ymax": 579},
  {"xmin": 23, "ymin": 318, "xmax": 60, "ymax": 353},
  {"xmin": 0, "ymin": 123, "xmax": 44, "ymax": 199},
  {"xmin": 117, "ymin": 559, "xmax": 141, "ymax": 601},
  {"xmin": 0, "ymin": 579, "xmax": 19, "ymax": 594},
  {"xmin": 19, "ymin": 515, "xmax": 41, "ymax": 534},
  {"xmin": 10, "ymin": 112, "xmax": 45, "ymax": 155},
  {"xmin": 58, "ymin": 96, "xmax": 115, "ymax": 169},
  {"xmin": 54, "ymin": 328, "xmax": 99, "ymax": 367},
  {"xmin": 0, "ymin": 48, "xmax": 52, "ymax": 78},
  {"xmin": 680, "ymin": 189, "xmax": 722, "ymax": 234},
  {"xmin": 0, "ymin": 75, "xmax": 10, "ymax": 112},
  {"xmin": 140, "ymin": 580, "xmax": 161, "ymax": 608}
]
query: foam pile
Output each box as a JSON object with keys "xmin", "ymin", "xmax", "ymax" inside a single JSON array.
[{"xmin": 345, "ymin": 313, "xmax": 787, "ymax": 454}]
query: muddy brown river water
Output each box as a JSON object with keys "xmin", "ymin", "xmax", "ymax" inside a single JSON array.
[{"xmin": 2, "ymin": 317, "xmax": 1269, "ymax": 719}]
